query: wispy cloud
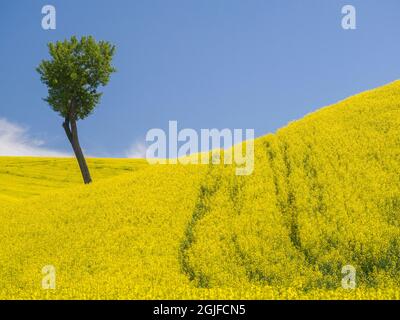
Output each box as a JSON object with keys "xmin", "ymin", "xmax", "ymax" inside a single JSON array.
[
  {"xmin": 125, "ymin": 141, "xmax": 146, "ymax": 158},
  {"xmin": 0, "ymin": 118, "xmax": 69, "ymax": 157}
]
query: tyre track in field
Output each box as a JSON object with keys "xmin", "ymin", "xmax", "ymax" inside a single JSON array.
[{"xmin": 178, "ymin": 164, "xmax": 221, "ymax": 288}]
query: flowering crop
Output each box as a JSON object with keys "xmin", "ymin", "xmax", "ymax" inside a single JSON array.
[{"xmin": 1, "ymin": 81, "xmax": 400, "ymax": 299}]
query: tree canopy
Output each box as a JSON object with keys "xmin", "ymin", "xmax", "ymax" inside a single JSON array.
[{"xmin": 37, "ymin": 36, "xmax": 116, "ymax": 120}]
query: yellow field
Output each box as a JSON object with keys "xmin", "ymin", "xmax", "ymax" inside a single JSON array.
[
  {"xmin": 0, "ymin": 157, "xmax": 148, "ymax": 202},
  {"xmin": 1, "ymin": 80, "xmax": 400, "ymax": 299}
]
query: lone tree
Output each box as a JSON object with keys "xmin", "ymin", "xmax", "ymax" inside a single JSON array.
[{"xmin": 37, "ymin": 36, "xmax": 116, "ymax": 184}]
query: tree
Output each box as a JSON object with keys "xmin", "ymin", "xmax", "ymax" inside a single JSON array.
[{"xmin": 37, "ymin": 36, "xmax": 116, "ymax": 184}]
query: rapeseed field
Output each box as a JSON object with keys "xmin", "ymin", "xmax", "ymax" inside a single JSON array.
[{"xmin": 1, "ymin": 80, "xmax": 400, "ymax": 299}]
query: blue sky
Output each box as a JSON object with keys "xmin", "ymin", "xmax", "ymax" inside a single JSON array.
[{"xmin": 0, "ymin": 0, "xmax": 399, "ymax": 157}]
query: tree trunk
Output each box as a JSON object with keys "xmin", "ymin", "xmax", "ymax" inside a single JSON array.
[{"xmin": 63, "ymin": 117, "xmax": 92, "ymax": 184}]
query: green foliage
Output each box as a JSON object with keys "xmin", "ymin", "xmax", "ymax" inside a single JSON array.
[{"xmin": 36, "ymin": 36, "xmax": 116, "ymax": 120}]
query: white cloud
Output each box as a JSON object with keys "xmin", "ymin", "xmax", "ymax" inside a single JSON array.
[
  {"xmin": 125, "ymin": 141, "xmax": 146, "ymax": 158},
  {"xmin": 0, "ymin": 118, "xmax": 69, "ymax": 157}
]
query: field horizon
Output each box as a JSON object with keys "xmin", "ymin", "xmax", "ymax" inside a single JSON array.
[{"xmin": 1, "ymin": 80, "xmax": 400, "ymax": 299}]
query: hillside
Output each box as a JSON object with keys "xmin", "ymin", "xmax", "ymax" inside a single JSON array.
[
  {"xmin": 0, "ymin": 80, "xmax": 400, "ymax": 299},
  {"xmin": 0, "ymin": 157, "xmax": 148, "ymax": 202}
]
